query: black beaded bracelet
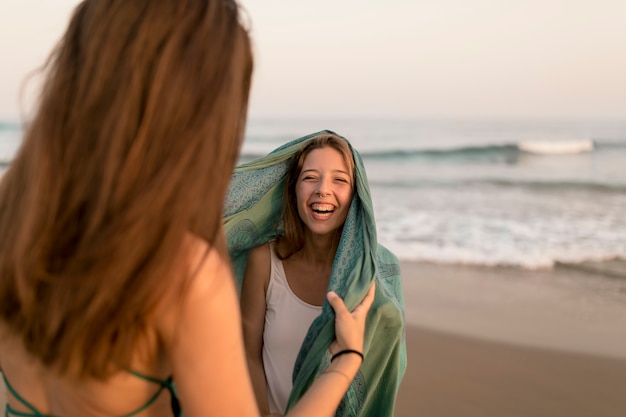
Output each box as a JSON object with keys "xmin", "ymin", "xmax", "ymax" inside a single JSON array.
[{"xmin": 330, "ymin": 349, "xmax": 364, "ymax": 363}]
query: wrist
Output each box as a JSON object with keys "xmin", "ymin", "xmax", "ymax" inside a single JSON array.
[
  {"xmin": 327, "ymin": 350, "xmax": 362, "ymax": 377},
  {"xmin": 331, "ymin": 349, "xmax": 363, "ymax": 363}
]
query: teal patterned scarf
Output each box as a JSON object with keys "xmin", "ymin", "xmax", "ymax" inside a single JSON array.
[{"xmin": 224, "ymin": 131, "xmax": 406, "ymax": 417}]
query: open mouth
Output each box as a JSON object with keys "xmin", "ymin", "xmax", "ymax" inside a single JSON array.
[{"xmin": 311, "ymin": 203, "xmax": 335, "ymax": 218}]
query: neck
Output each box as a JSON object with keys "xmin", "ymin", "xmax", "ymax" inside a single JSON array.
[{"xmin": 299, "ymin": 231, "xmax": 340, "ymax": 269}]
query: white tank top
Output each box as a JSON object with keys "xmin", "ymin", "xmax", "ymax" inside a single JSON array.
[{"xmin": 263, "ymin": 243, "xmax": 323, "ymax": 414}]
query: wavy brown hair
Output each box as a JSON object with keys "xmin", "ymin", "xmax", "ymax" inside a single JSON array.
[
  {"xmin": 0, "ymin": 0, "xmax": 253, "ymax": 379},
  {"xmin": 276, "ymin": 134, "xmax": 355, "ymax": 260}
]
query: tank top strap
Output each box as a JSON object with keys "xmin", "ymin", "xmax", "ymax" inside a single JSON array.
[{"xmin": 267, "ymin": 241, "xmax": 288, "ymax": 285}]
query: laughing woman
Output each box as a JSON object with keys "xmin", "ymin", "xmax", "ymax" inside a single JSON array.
[{"xmin": 225, "ymin": 132, "xmax": 406, "ymax": 417}]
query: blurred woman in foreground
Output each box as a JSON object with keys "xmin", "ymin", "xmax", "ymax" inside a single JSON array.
[{"xmin": 0, "ymin": 1, "xmax": 373, "ymax": 416}]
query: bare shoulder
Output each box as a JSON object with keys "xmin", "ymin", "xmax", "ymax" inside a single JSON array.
[
  {"xmin": 243, "ymin": 242, "xmax": 272, "ymax": 290},
  {"xmin": 154, "ymin": 234, "xmax": 234, "ymax": 341},
  {"xmin": 184, "ymin": 234, "xmax": 230, "ymax": 289},
  {"xmin": 247, "ymin": 242, "xmax": 271, "ymax": 264},
  {"xmin": 153, "ymin": 235, "xmax": 260, "ymax": 417}
]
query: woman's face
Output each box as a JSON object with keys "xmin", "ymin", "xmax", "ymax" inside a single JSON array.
[{"xmin": 296, "ymin": 146, "xmax": 353, "ymax": 238}]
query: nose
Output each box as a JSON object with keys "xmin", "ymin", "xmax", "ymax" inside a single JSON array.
[{"xmin": 316, "ymin": 177, "xmax": 332, "ymax": 198}]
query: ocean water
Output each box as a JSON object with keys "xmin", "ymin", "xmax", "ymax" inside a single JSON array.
[
  {"xmin": 242, "ymin": 118, "xmax": 626, "ymax": 269},
  {"xmin": 2, "ymin": 118, "xmax": 625, "ymax": 269}
]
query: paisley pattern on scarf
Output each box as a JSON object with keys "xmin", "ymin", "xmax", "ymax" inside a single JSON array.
[{"xmin": 224, "ymin": 131, "xmax": 406, "ymax": 417}]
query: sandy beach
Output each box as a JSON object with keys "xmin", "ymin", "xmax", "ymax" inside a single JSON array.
[
  {"xmin": 2, "ymin": 261, "xmax": 625, "ymax": 416},
  {"xmin": 395, "ymin": 261, "xmax": 626, "ymax": 417},
  {"xmin": 396, "ymin": 325, "xmax": 626, "ymax": 417}
]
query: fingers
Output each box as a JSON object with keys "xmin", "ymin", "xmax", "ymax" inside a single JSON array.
[
  {"xmin": 326, "ymin": 290, "xmax": 349, "ymax": 316},
  {"xmin": 327, "ymin": 282, "xmax": 376, "ymax": 356},
  {"xmin": 327, "ymin": 281, "xmax": 376, "ymax": 315}
]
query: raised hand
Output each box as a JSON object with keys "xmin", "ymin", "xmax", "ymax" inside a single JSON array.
[{"xmin": 326, "ymin": 282, "xmax": 376, "ymax": 357}]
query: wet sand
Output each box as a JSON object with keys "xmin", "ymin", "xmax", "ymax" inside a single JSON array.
[
  {"xmin": 395, "ymin": 261, "xmax": 626, "ymax": 417},
  {"xmin": 396, "ymin": 325, "xmax": 626, "ymax": 417}
]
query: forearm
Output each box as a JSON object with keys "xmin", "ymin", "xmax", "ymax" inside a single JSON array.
[
  {"xmin": 286, "ymin": 354, "xmax": 361, "ymax": 417},
  {"xmin": 247, "ymin": 356, "xmax": 271, "ymax": 414}
]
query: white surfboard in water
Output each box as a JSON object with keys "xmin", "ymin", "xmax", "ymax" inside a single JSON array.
[{"xmin": 517, "ymin": 140, "xmax": 594, "ymax": 155}]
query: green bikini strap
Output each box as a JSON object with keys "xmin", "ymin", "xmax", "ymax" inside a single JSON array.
[
  {"xmin": 119, "ymin": 371, "xmax": 172, "ymax": 417},
  {"xmin": 2, "ymin": 372, "xmax": 49, "ymax": 417},
  {"xmin": 1, "ymin": 370, "xmax": 172, "ymax": 417}
]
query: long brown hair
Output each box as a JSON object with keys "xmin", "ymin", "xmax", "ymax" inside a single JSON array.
[
  {"xmin": 277, "ymin": 134, "xmax": 355, "ymax": 260},
  {"xmin": 0, "ymin": 0, "xmax": 253, "ymax": 379}
]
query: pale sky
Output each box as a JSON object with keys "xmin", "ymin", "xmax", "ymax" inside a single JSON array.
[{"xmin": 1, "ymin": 0, "xmax": 626, "ymax": 120}]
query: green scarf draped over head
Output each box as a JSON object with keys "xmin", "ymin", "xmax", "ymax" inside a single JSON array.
[{"xmin": 224, "ymin": 131, "xmax": 406, "ymax": 417}]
